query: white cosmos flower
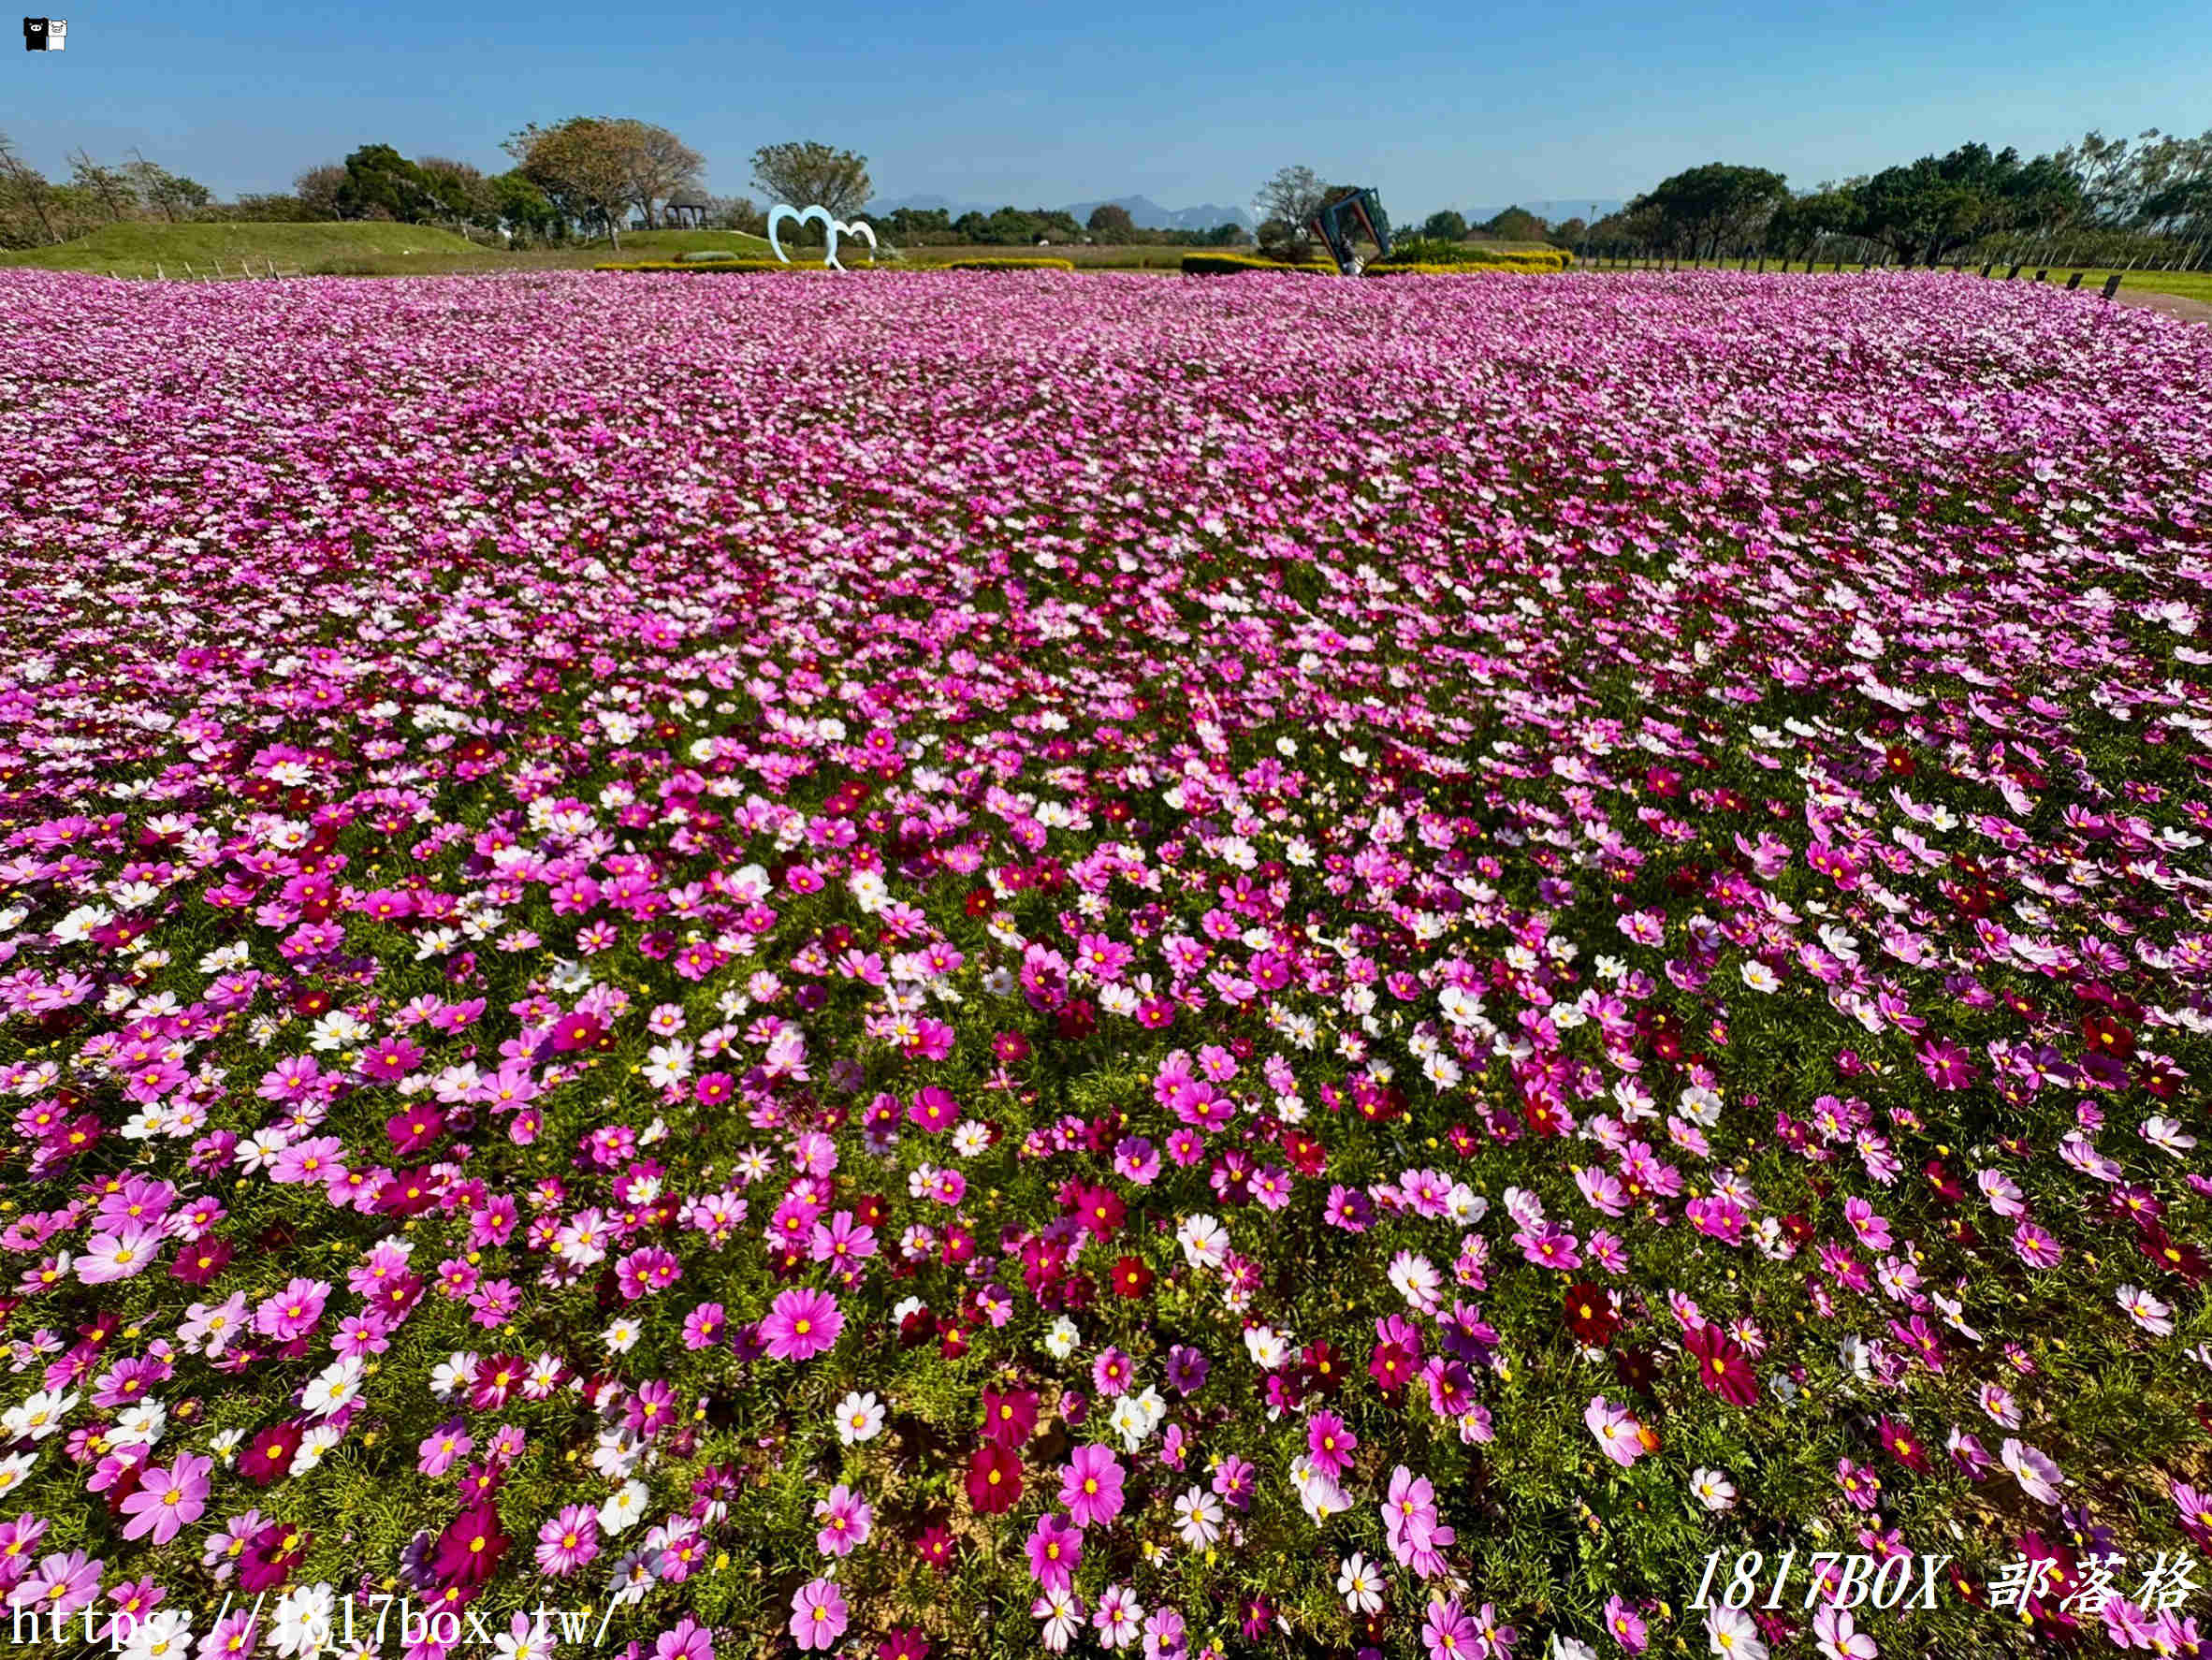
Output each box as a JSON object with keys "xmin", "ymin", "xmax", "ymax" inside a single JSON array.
[
  {"xmin": 1171, "ymin": 1486, "xmax": 1223, "ymax": 1550},
  {"xmin": 2, "ymin": 1390, "xmax": 79, "ymax": 1442},
  {"xmin": 835, "ymin": 1391, "xmax": 886, "ymax": 1445},
  {"xmin": 1690, "ymin": 1467, "xmax": 1737, "ymax": 1512},
  {"xmin": 1338, "ymin": 1551, "xmax": 1386, "ymax": 1615},
  {"xmin": 598, "ymin": 1478, "xmax": 650, "ymax": 1536},
  {"xmin": 1243, "ymin": 1326, "xmax": 1290, "ymax": 1369},
  {"xmin": 2118, "ymin": 1285, "xmax": 2175, "ymax": 1336}
]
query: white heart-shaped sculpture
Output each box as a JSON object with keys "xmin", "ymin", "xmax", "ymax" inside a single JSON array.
[{"xmin": 768, "ymin": 205, "xmax": 874, "ymax": 269}]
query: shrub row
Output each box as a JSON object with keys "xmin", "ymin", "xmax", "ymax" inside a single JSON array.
[
  {"xmin": 923, "ymin": 256, "xmax": 1078, "ymax": 271},
  {"xmin": 1178, "ymin": 253, "xmax": 1334, "ymax": 275},
  {"xmin": 1363, "ymin": 258, "xmax": 1572, "ymax": 277},
  {"xmin": 1373, "ymin": 240, "xmax": 1574, "ymax": 269}
]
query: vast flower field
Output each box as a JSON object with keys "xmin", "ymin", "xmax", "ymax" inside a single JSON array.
[{"xmin": 4, "ymin": 265, "xmax": 2211, "ymax": 1660}]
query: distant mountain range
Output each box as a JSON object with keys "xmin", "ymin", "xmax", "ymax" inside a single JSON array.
[{"xmin": 866, "ymin": 193, "xmax": 1256, "ymax": 230}]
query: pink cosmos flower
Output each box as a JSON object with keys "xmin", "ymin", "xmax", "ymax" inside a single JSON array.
[
  {"xmin": 117, "ymin": 1452, "xmax": 211, "ymax": 1545},
  {"xmin": 789, "ymin": 1578, "xmax": 847, "ymax": 1651},
  {"xmin": 813, "ymin": 1484, "xmax": 872, "ymax": 1557},
  {"xmin": 1026, "ymin": 1511, "xmax": 1083, "ymax": 1592},
  {"xmin": 1306, "ymin": 1410, "xmax": 1358, "ymax": 1479},
  {"xmin": 535, "ymin": 1506, "xmax": 600, "ymax": 1577},
  {"xmin": 1059, "ymin": 1445, "xmax": 1126, "ymax": 1529},
  {"xmin": 1585, "ymin": 1396, "xmax": 1651, "ymax": 1467},
  {"xmin": 761, "ymin": 1288, "xmax": 843, "ymax": 1361}
]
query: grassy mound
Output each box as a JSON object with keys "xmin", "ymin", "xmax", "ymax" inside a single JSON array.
[{"xmin": 0, "ymin": 221, "xmax": 488, "ymax": 273}]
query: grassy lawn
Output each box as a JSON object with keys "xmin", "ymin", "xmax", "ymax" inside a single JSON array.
[
  {"xmin": 1581, "ymin": 252, "xmax": 2212, "ymax": 304},
  {"xmin": 0, "ymin": 221, "xmax": 779, "ymax": 277},
  {"xmin": 3, "ymin": 223, "xmax": 1580, "ymax": 280}
]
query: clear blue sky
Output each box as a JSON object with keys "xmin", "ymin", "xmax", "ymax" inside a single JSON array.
[{"xmin": 8, "ymin": 0, "xmax": 2207, "ymax": 216}]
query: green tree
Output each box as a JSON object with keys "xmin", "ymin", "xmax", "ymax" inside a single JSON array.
[
  {"xmin": 67, "ymin": 150, "xmax": 135, "ymax": 221},
  {"xmin": 1420, "ymin": 209, "xmax": 1467, "ymax": 241},
  {"xmin": 1765, "ymin": 188, "xmax": 1861, "ymax": 258},
  {"xmin": 124, "ymin": 153, "xmax": 211, "ymax": 221},
  {"xmin": 1087, "ymin": 203, "xmax": 1135, "ymax": 238},
  {"xmin": 1480, "ymin": 205, "xmax": 1548, "ymax": 243},
  {"xmin": 0, "ymin": 130, "xmax": 62, "ymax": 246},
  {"xmin": 335, "ymin": 144, "xmax": 433, "ymax": 224},
  {"xmin": 749, "ymin": 141, "xmax": 871, "ymax": 218},
  {"xmin": 1635, "ymin": 163, "xmax": 1789, "ymax": 258},
  {"xmin": 487, "ymin": 170, "xmax": 560, "ymax": 243},
  {"xmin": 416, "ymin": 156, "xmax": 495, "ymax": 232},
  {"xmin": 1850, "ymin": 143, "xmax": 2080, "ymax": 265}
]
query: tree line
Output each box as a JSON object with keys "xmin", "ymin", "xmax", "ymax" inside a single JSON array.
[
  {"xmin": 0, "ymin": 127, "xmax": 1252, "ymax": 254},
  {"xmin": 0, "ymin": 130, "xmax": 895, "ymax": 253},
  {"xmin": 1580, "ymin": 130, "xmax": 2212, "ymax": 269}
]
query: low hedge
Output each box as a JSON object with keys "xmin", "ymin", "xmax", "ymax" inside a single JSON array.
[
  {"xmin": 1363, "ymin": 258, "xmax": 1571, "ymax": 277},
  {"xmin": 1372, "ymin": 240, "xmax": 1572, "ymax": 270},
  {"xmin": 1180, "ymin": 253, "xmax": 1333, "ymax": 275},
  {"xmin": 927, "ymin": 256, "xmax": 1077, "ymax": 271}
]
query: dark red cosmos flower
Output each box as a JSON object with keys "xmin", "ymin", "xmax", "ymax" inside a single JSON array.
[
  {"xmin": 1369, "ymin": 1341, "xmax": 1414, "ymax": 1394},
  {"xmin": 1878, "ymin": 1416, "xmax": 1932, "ymax": 1475},
  {"xmin": 878, "ymin": 1628, "xmax": 931, "ymax": 1660},
  {"xmin": 240, "ymin": 1421, "xmax": 303, "ymax": 1486},
  {"xmin": 1300, "ymin": 1341, "xmax": 1344, "ymax": 1397},
  {"xmin": 238, "ymin": 1520, "xmax": 311, "ymax": 1593},
  {"xmin": 966, "ymin": 1443, "xmax": 1023, "ymax": 1514},
  {"xmin": 432, "ymin": 1501, "xmax": 508, "ymax": 1588},
  {"xmin": 1111, "ymin": 1256, "xmax": 1154, "ymax": 1299},
  {"xmin": 376, "ymin": 1168, "xmax": 440, "ymax": 1217},
  {"xmin": 964, "ymin": 887, "xmax": 994, "ymax": 917},
  {"xmin": 914, "ymin": 1524, "xmax": 957, "ymax": 1572},
  {"xmin": 386, "ymin": 1105, "xmax": 444, "ymax": 1156},
  {"xmin": 170, "ymin": 1239, "xmax": 232, "ymax": 1286},
  {"xmin": 1684, "ymin": 1324, "xmax": 1757, "ymax": 1406},
  {"xmin": 1563, "ymin": 1283, "xmax": 1621, "ymax": 1347},
  {"xmin": 980, "ymin": 1387, "xmax": 1037, "ymax": 1448},
  {"xmin": 1070, "ymin": 1184, "xmax": 1125, "ymax": 1240},
  {"xmin": 2081, "ymin": 1012, "xmax": 2135, "ymax": 1061},
  {"xmin": 2139, "ymin": 1222, "xmax": 2210, "ymax": 1286},
  {"xmin": 470, "ymin": 1355, "xmax": 527, "ymax": 1412},
  {"xmin": 1280, "ymin": 1127, "xmax": 1328, "ymax": 1176}
]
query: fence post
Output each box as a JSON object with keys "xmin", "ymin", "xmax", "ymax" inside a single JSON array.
[{"xmin": 2101, "ymin": 273, "xmax": 2122, "ymax": 299}]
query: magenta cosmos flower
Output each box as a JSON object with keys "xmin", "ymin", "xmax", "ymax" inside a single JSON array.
[
  {"xmin": 1026, "ymin": 1511, "xmax": 1083, "ymax": 1592},
  {"xmin": 762, "ymin": 1288, "xmax": 843, "ymax": 1361},
  {"xmin": 1059, "ymin": 1445, "xmax": 1126, "ymax": 1529},
  {"xmin": 790, "ymin": 1578, "xmax": 848, "ymax": 1650}
]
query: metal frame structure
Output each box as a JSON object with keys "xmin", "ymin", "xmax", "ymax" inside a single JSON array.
[{"xmin": 1307, "ymin": 188, "xmax": 1393, "ymax": 275}]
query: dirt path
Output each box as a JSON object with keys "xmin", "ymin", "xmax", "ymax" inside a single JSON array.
[{"xmin": 2111, "ymin": 288, "xmax": 2212, "ymax": 327}]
